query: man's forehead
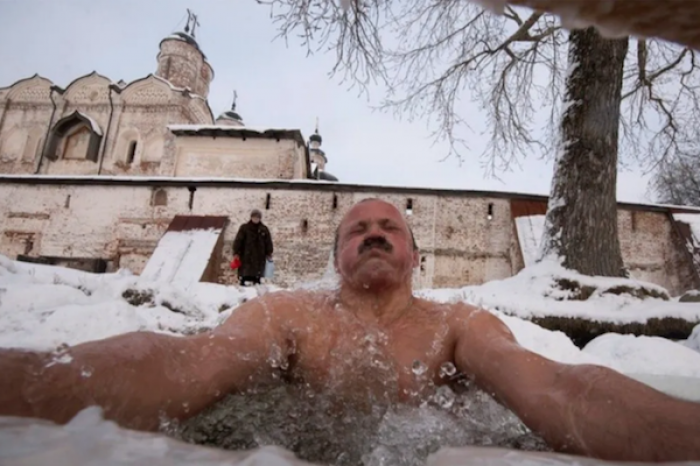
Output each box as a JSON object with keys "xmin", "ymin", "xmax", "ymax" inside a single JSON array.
[{"xmin": 340, "ymin": 200, "xmax": 405, "ymax": 227}]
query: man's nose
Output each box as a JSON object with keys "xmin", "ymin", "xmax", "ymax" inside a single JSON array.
[{"xmin": 364, "ymin": 223, "xmax": 386, "ymax": 238}]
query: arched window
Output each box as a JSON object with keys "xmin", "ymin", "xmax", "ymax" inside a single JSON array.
[
  {"xmin": 151, "ymin": 188, "xmax": 168, "ymax": 207},
  {"xmin": 126, "ymin": 141, "xmax": 137, "ymax": 164},
  {"xmin": 45, "ymin": 111, "xmax": 102, "ymax": 162},
  {"xmin": 62, "ymin": 126, "xmax": 92, "ymax": 160}
]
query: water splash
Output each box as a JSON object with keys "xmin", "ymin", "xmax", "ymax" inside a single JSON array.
[
  {"xmin": 173, "ymin": 383, "xmax": 549, "ymax": 466},
  {"xmin": 439, "ymin": 362, "xmax": 456, "ymax": 379},
  {"xmin": 80, "ymin": 365, "xmax": 93, "ymax": 378},
  {"xmin": 432, "ymin": 386, "xmax": 455, "ymax": 409},
  {"xmin": 268, "ymin": 344, "xmax": 287, "ymax": 369},
  {"xmin": 46, "ymin": 342, "xmax": 73, "ymax": 366},
  {"xmin": 411, "ymin": 360, "xmax": 428, "ymax": 376}
]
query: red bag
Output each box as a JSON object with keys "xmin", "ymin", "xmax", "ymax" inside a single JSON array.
[{"xmin": 230, "ymin": 257, "xmax": 241, "ymax": 270}]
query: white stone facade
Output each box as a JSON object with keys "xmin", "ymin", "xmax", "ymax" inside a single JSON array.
[{"xmin": 0, "ymin": 31, "xmax": 314, "ymax": 182}]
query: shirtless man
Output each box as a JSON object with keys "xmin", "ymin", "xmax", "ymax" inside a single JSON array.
[{"xmin": 1, "ymin": 198, "xmax": 699, "ymax": 462}]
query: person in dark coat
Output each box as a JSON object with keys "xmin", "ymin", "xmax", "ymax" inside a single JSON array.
[{"xmin": 232, "ymin": 209, "xmax": 273, "ymax": 286}]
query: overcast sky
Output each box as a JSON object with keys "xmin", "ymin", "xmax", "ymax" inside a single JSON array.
[{"xmin": 0, "ymin": 0, "xmax": 654, "ymax": 202}]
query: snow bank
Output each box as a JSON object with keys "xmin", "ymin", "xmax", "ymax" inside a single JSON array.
[
  {"xmin": 0, "ymin": 255, "xmax": 264, "ymax": 350},
  {"xmin": 681, "ymin": 323, "xmax": 700, "ymax": 353},
  {"xmin": 419, "ymin": 260, "xmax": 700, "ymax": 324},
  {"xmin": 583, "ymin": 333, "xmax": 700, "ymax": 378},
  {"xmin": 496, "ymin": 313, "xmax": 604, "ymax": 366}
]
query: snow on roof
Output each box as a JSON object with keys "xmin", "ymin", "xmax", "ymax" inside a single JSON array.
[
  {"xmin": 150, "ymin": 75, "xmax": 206, "ymax": 102},
  {"xmin": 0, "ymin": 173, "xmax": 700, "ymax": 215},
  {"xmin": 2, "ymin": 173, "xmax": 700, "ymax": 211},
  {"xmin": 164, "ymin": 33, "xmax": 188, "ymax": 42},
  {"xmin": 168, "ymin": 124, "xmax": 302, "ymax": 133},
  {"xmin": 674, "ymin": 213, "xmax": 700, "ymax": 241},
  {"xmin": 1, "ymin": 173, "xmax": 699, "ymax": 212},
  {"xmin": 514, "ymin": 215, "xmax": 545, "ymax": 267},
  {"xmin": 168, "ymin": 124, "xmax": 306, "ymax": 145},
  {"xmin": 141, "ymin": 228, "xmax": 223, "ymax": 291},
  {"xmin": 0, "ymin": 174, "xmax": 332, "ymax": 184}
]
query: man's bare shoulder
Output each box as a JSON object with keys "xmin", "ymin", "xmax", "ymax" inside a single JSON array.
[
  {"xmin": 414, "ymin": 299, "xmax": 480, "ymax": 321},
  {"xmin": 432, "ymin": 301, "xmax": 516, "ymax": 344},
  {"xmin": 217, "ymin": 289, "xmax": 330, "ymax": 330}
]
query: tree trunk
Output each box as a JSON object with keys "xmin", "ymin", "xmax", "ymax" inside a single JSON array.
[{"xmin": 539, "ymin": 28, "xmax": 629, "ymax": 277}]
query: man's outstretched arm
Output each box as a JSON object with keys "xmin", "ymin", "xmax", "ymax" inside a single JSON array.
[
  {"xmin": 453, "ymin": 308, "xmax": 700, "ymax": 462},
  {"xmin": 0, "ymin": 298, "xmax": 289, "ymax": 431}
]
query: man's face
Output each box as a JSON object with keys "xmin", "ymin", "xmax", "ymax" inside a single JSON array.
[
  {"xmin": 334, "ymin": 200, "xmax": 419, "ymax": 290},
  {"xmin": 251, "ymin": 216, "xmax": 261, "ymax": 224}
]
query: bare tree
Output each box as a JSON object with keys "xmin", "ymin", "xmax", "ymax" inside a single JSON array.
[
  {"xmin": 258, "ymin": 0, "xmax": 700, "ymax": 276},
  {"xmin": 651, "ymin": 154, "xmax": 700, "ymax": 206}
]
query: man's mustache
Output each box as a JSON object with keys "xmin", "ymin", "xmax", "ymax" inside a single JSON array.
[{"xmin": 358, "ymin": 236, "xmax": 393, "ymax": 255}]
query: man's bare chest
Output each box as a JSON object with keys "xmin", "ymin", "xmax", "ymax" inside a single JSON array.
[{"xmin": 287, "ymin": 316, "xmax": 457, "ymax": 403}]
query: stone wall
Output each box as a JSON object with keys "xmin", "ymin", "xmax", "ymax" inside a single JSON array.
[
  {"xmin": 0, "ymin": 179, "xmax": 696, "ymax": 295},
  {"xmin": 173, "ymin": 135, "xmax": 307, "ymax": 180}
]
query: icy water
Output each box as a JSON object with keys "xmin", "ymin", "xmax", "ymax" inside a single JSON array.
[
  {"xmin": 2, "ymin": 407, "xmax": 679, "ymax": 466},
  {"xmin": 169, "ymin": 382, "xmax": 548, "ymax": 466}
]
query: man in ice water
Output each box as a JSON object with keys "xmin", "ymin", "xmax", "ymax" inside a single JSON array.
[{"xmin": 1, "ymin": 198, "xmax": 699, "ymax": 462}]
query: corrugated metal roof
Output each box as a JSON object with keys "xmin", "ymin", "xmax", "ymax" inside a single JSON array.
[
  {"xmin": 166, "ymin": 215, "xmax": 228, "ymax": 233},
  {"xmin": 671, "ymin": 218, "xmax": 700, "ymax": 283},
  {"xmin": 510, "ymin": 199, "xmax": 548, "ymax": 218}
]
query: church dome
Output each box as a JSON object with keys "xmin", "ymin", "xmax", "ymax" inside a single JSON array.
[
  {"xmin": 220, "ymin": 110, "xmax": 243, "ymax": 121},
  {"xmin": 155, "ymin": 11, "xmax": 213, "ymax": 98},
  {"xmin": 216, "ymin": 91, "xmax": 244, "ymax": 126},
  {"xmin": 160, "ymin": 31, "xmax": 204, "ymax": 56},
  {"xmin": 310, "ymin": 132, "xmax": 322, "ymax": 144},
  {"xmin": 318, "ymin": 170, "xmax": 338, "ymax": 182}
]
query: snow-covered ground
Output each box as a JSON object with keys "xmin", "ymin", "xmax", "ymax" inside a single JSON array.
[{"xmin": 422, "ymin": 260, "xmax": 700, "ymax": 324}]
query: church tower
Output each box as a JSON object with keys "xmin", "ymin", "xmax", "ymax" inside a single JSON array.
[
  {"xmin": 309, "ymin": 120, "xmax": 338, "ymax": 181},
  {"xmin": 309, "ymin": 123, "xmax": 326, "ymax": 171},
  {"xmin": 156, "ymin": 10, "xmax": 214, "ymax": 98}
]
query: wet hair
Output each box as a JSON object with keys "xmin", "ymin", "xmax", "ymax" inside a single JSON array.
[{"xmin": 333, "ymin": 198, "xmax": 418, "ymax": 255}]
